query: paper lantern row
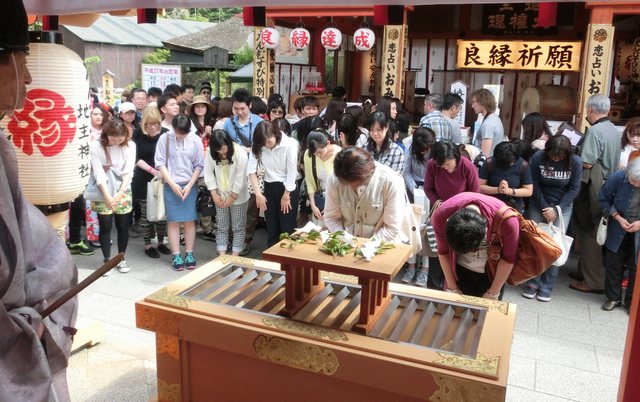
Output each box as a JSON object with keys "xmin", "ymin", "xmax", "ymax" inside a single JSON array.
[{"xmin": 258, "ymin": 27, "xmax": 375, "ymax": 51}]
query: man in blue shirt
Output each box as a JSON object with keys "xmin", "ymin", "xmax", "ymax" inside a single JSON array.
[{"xmin": 223, "ymin": 88, "xmax": 263, "ymax": 152}]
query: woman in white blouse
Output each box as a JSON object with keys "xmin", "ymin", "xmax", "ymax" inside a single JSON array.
[
  {"xmin": 303, "ymin": 129, "xmax": 341, "ymax": 225},
  {"xmin": 248, "ymin": 121, "xmax": 299, "ymax": 247},
  {"xmin": 204, "ymin": 129, "xmax": 249, "ymax": 255},
  {"xmin": 89, "ymin": 119, "xmax": 136, "ymax": 274}
]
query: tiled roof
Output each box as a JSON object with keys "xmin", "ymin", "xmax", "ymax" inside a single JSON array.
[
  {"xmin": 163, "ymin": 15, "xmax": 251, "ymax": 53},
  {"xmin": 63, "ymin": 15, "xmax": 214, "ymax": 48}
]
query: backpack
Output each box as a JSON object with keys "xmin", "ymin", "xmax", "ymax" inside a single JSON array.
[{"xmin": 486, "ymin": 206, "xmax": 562, "ymax": 286}]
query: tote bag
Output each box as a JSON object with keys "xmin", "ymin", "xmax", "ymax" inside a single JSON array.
[
  {"xmin": 486, "ymin": 206, "xmax": 562, "ymax": 286},
  {"xmin": 147, "ymin": 175, "xmax": 166, "ymax": 222},
  {"xmin": 84, "ymin": 145, "xmax": 121, "ymax": 202},
  {"xmin": 147, "ymin": 135, "xmax": 170, "ymax": 222},
  {"xmin": 537, "ymin": 206, "xmax": 573, "ymax": 267}
]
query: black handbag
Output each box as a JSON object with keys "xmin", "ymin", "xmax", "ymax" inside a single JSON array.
[
  {"xmin": 197, "ymin": 185, "xmax": 216, "ymax": 217},
  {"xmin": 311, "ymin": 155, "xmax": 325, "ymax": 211}
]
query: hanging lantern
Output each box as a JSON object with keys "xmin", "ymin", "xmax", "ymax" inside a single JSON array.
[
  {"xmin": 289, "ymin": 27, "xmax": 311, "ymax": 50},
  {"xmin": 354, "ymin": 27, "xmax": 375, "ymax": 51},
  {"xmin": 616, "ymin": 42, "xmax": 634, "ymax": 83},
  {"xmin": 321, "ymin": 27, "xmax": 342, "ymax": 51},
  {"xmin": 632, "ymin": 37, "xmax": 640, "ymax": 84},
  {"xmin": 259, "ymin": 27, "xmax": 280, "ymax": 49},
  {"xmin": 2, "ymin": 33, "xmax": 90, "ymax": 207}
]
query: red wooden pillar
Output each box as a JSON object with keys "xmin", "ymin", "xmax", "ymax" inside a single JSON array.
[
  {"xmin": 619, "ymin": 259, "xmax": 640, "ymax": 400},
  {"xmin": 312, "ymin": 31, "xmax": 326, "ymax": 82},
  {"xmin": 350, "ymin": 51, "xmax": 363, "ymax": 101}
]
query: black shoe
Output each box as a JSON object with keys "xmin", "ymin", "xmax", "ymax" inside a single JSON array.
[
  {"xmin": 157, "ymin": 244, "xmax": 171, "ymax": 255},
  {"xmin": 68, "ymin": 241, "xmax": 95, "ymax": 256},
  {"xmin": 602, "ymin": 300, "xmax": 621, "ymax": 311},
  {"xmin": 239, "ymin": 244, "xmax": 251, "ymax": 256},
  {"xmin": 180, "ymin": 234, "xmax": 185, "ymax": 245},
  {"xmin": 201, "ymin": 232, "xmax": 216, "ymax": 242},
  {"xmin": 145, "ymin": 247, "xmax": 160, "ymax": 258},
  {"xmin": 568, "ymin": 271, "xmax": 584, "ymax": 281}
]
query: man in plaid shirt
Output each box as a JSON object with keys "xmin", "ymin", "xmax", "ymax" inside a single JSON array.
[{"xmin": 419, "ymin": 93, "xmax": 452, "ymax": 141}]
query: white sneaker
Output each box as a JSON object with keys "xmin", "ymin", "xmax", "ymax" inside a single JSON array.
[
  {"xmin": 402, "ymin": 268, "xmax": 416, "ymax": 283},
  {"xmin": 102, "ymin": 269, "xmax": 112, "ymax": 277},
  {"xmin": 117, "ymin": 260, "xmax": 131, "ymax": 273},
  {"xmin": 415, "ymin": 270, "xmax": 428, "ymax": 287}
]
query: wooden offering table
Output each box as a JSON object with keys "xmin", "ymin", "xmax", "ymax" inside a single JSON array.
[
  {"xmin": 262, "ymin": 239, "xmax": 411, "ymax": 334},
  {"xmin": 136, "ymin": 256, "xmax": 517, "ymax": 402}
]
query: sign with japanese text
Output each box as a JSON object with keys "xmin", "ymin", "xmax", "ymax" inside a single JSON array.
[
  {"xmin": 141, "ymin": 64, "xmax": 181, "ymax": 91},
  {"xmin": 380, "ymin": 25, "xmax": 406, "ymax": 99},
  {"xmin": 482, "ymin": 3, "xmax": 557, "ymax": 36},
  {"xmin": 253, "ymin": 27, "xmax": 275, "ymax": 99},
  {"xmin": 101, "ymin": 70, "xmax": 115, "ymax": 106},
  {"xmin": 456, "ymin": 40, "xmax": 581, "ymax": 72},
  {"xmin": 577, "ymin": 24, "xmax": 615, "ymax": 132},
  {"xmin": 449, "ymin": 80, "xmax": 468, "ymax": 128}
]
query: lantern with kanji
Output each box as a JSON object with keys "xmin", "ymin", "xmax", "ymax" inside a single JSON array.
[
  {"xmin": 259, "ymin": 27, "xmax": 280, "ymax": 49},
  {"xmin": 290, "ymin": 27, "xmax": 311, "ymax": 50},
  {"xmin": 1, "ymin": 34, "xmax": 90, "ymax": 208},
  {"xmin": 321, "ymin": 27, "xmax": 342, "ymax": 51},
  {"xmin": 354, "ymin": 28, "xmax": 375, "ymax": 51}
]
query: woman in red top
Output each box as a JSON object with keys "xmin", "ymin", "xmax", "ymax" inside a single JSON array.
[
  {"xmin": 432, "ymin": 192, "xmax": 519, "ymax": 299},
  {"xmin": 415, "ymin": 140, "xmax": 479, "ymax": 290}
]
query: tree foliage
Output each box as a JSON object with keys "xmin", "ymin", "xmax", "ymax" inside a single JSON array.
[
  {"xmin": 165, "ymin": 8, "xmax": 242, "ymax": 23},
  {"xmin": 142, "ymin": 48, "xmax": 170, "ymax": 65},
  {"xmin": 232, "ymin": 45, "xmax": 254, "ymax": 67},
  {"xmin": 83, "ymin": 56, "xmax": 101, "ymax": 75}
]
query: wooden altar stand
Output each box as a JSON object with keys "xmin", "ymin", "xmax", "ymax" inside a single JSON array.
[
  {"xmin": 136, "ymin": 254, "xmax": 516, "ymax": 402},
  {"xmin": 262, "ymin": 239, "xmax": 411, "ymax": 334}
]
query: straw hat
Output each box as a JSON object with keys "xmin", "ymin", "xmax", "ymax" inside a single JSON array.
[{"xmin": 187, "ymin": 95, "xmax": 215, "ymax": 114}]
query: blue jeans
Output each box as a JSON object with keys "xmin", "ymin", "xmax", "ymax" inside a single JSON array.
[{"xmin": 525, "ymin": 205, "xmax": 572, "ymax": 294}]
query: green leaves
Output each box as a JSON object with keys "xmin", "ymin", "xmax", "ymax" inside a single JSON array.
[
  {"xmin": 319, "ymin": 231, "xmax": 354, "ymax": 257},
  {"xmin": 279, "ymin": 230, "xmax": 322, "ymax": 250}
]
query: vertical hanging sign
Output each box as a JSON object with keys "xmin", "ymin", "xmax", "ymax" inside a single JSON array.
[
  {"xmin": 101, "ymin": 70, "xmax": 115, "ymax": 106},
  {"xmin": 253, "ymin": 26, "xmax": 275, "ymax": 98},
  {"xmin": 577, "ymin": 24, "xmax": 615, "ymax": 132},
  {"xmin": 380, "ymin": 24, "xmax": 406, "ymax": 98}
]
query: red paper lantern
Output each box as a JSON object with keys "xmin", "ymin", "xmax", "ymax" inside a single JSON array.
[
  {"xmin": 537, "ymin": 2, "xmax": 557, "ymax": 28},
  {"xmin": 2, "ymin": 41, "xmax": 90, "ymax": 206},
  {"xmin": 259, "ymin": 27, "xmax": 280, "ymax": 49},
  {"xmin": 290, "ymin": 28, "xmax": 311, "ymax": 50},
  {"xmin": 321, "ymin": 28, "xmax": 342, "ymax": 51},
  {"xmin": 354, "ymin": 28, "xmax": 375, "ymax": 51}
]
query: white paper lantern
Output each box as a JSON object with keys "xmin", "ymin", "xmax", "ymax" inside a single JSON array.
[
  {"xmin": 354, "ymin": 28, "xmax": 375, "ymax": 51},
  {"xmin": 321, "ymin": 28, "xmax": 342, "ymax": 51},
  {"xmin": 259, "ymin": 27, "xmax": 280, "ymax": 49},
  {"xmin": 3, "ymin": 42, "xmax": 90, "ymax": 206},
  {"xmin": 289, "ymin": 28, "xmax": 311, "ymax": 50}
]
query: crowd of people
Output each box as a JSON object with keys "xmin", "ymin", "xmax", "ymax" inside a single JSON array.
[{"xmin": 73, "ymin": 81, "xmax": 637, "ymax": 312}]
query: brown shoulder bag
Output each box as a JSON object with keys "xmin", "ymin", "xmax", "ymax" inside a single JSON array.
[{"xmin": 486, "ymin": 206, "xmax": 562, "ymax": 286}]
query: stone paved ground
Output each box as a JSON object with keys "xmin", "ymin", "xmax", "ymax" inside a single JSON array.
[{"xmin": 67, "ymin": 228, "xmax": 625, "ymax": 401}]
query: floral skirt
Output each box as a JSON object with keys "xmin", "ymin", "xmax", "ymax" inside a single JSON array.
[{"xmin": 91, "ymin": 190, "xmax": 133, "ymax": 215}]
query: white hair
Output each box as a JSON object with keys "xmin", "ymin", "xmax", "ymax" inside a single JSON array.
[{"xmin": 586, "ymin": 94, "xmax": 610, "ymax": 114}]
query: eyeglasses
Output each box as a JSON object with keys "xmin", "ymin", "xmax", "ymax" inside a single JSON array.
[{"xmin": 201, "ymin": 91, "xmax": 211, "ymax": 95}]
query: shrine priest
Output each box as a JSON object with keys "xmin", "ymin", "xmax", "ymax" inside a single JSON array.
[{"xmin": 0, "ymin": 1, "xmax": 79, "ymax": 401}]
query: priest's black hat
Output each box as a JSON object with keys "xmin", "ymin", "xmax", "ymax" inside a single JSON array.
[{"xmin": 0, "ymin": 0, "xmax": 29, "ymax": 54}]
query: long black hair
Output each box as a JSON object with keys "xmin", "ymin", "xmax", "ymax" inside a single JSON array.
[
  {"xmin": 411, "ymin": 127, "xmax": 436, "ymax": 165},
  {"xmin": 544, "ymin": 134, "xmax": 573, "ymax": 171},
  {"xmin": 208, "ymin": 129, "xmax": 235, "ymax": 163},
  {"xmin": 366, "ymin": 111, "xmax": 392, "ymax": 155}
]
